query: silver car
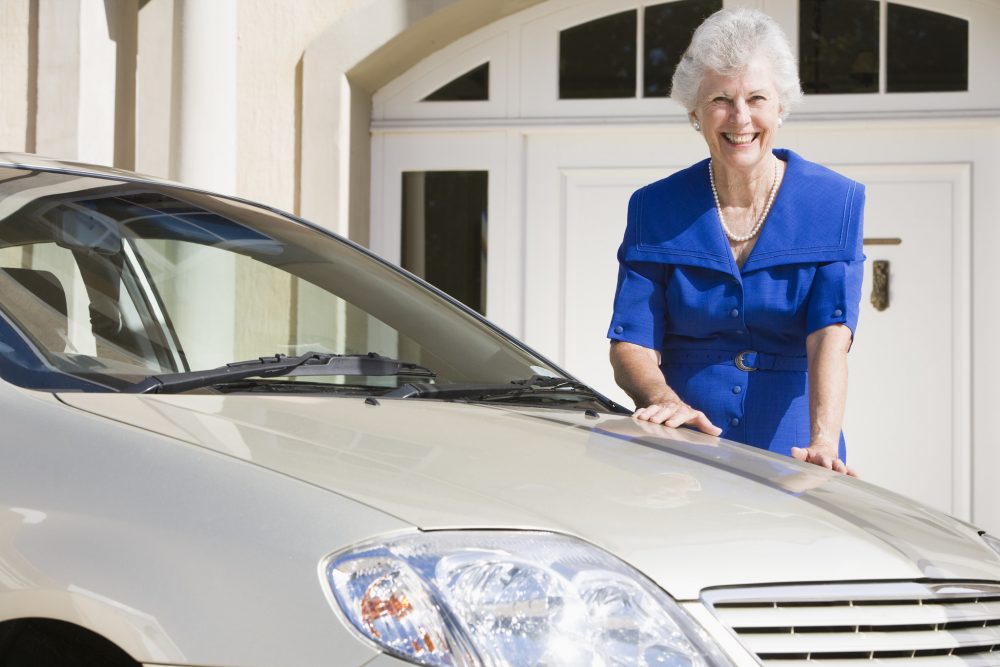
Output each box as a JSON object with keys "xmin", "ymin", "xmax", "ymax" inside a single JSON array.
[{"xmin": 1, "ymin": 154, "xmax": 999, "ymax": 667}]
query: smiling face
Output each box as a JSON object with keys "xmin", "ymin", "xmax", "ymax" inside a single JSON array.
[{"xmin": 691, "ymin": 52, "xmax": 783, "ymax": 177}]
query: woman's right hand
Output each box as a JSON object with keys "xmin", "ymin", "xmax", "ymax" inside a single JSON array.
[
  {"xmin": 634, "ymin": 395, "xmax": 722, "ymax": 435},
  {"xmin": 610, "ymin": 340, "xmax": 722, "ymax": 436}
]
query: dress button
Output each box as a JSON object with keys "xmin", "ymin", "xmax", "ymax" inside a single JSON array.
[
  {"xmin": 613, "ymin": 325, "xmax": 624, "ymax": 334},
  {"xmin": 833, "ymin": 308, "xmax": 843, "ymax": 317},
  {"xmin": 730, "ymin": 308, "xmax": 740, "ymax": 318},
  {"xmin": 732, "ymin": 386, "xmax": 742, "ymax": 394},
  {"xmin": 730, "ymin": 417, "xmax": 740, "ymax": 427}
]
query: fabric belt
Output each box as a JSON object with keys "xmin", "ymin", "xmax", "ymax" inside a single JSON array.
[{"xmin": 661, "ymin": 349, "xmax": 808, "ymax": 372}]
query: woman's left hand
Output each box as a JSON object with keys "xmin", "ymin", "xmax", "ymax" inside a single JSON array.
[{"xmin": 790, "ymin": 442, "xmax": 858, "ymax": 477}]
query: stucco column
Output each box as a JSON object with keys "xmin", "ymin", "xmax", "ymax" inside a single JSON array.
[
  {"xmin": 135, "ymin": 0, "xmax": 174, "ymax": 178},
  {"xmin": 34, "ymin": 0, "xmax": 136, "ymax": 166},
  {"xmin": 172, "ymin": 0, "xmax": 237, "ymax": 194},
  {"xmin": 168, "ymin": 0, "xmax": 239, "ymax": 365}
]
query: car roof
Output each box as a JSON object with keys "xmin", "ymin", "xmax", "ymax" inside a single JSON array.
[{"xmin": 0, "ymin": 152, "xmax": 184, "ymax": 186}]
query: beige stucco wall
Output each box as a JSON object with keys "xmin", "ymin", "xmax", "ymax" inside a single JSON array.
[
  {"xmin": 134, "ymin": 0, "xmax": 173, "ymax": 178},
  {"xmin": 235, "ymin": 0, "xmax": 361, "ymax": 213},
  {"xmin": 0, "ymin": 0, "xmax": 362, "ymax": 211},
  {"xmin": 135, "ymin": 0, "xmax": 358, "ymax": 202},
  {"xmin": 0, "ymin": 0, "xmax": 32, "ymax": 153},
  {"xmin": 0, "ymin": 0, "xmax": 537, "ymax": 222}
]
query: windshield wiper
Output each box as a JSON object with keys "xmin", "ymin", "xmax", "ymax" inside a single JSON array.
[
  {"xmin": 123, "ymin": 352, "xmax": 436, "ymax": 394},
  {"xmin": 383, "ymin": 375, "xmax": 603, "ymax": 402}
]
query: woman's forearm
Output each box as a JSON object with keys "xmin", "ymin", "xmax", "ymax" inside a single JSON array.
[
  {"xmin": 610, "ymin": 341, "xmax": 721, "ymax": 434},
  {"xmin": 609, "ymin": 340, "xmax": 673, "ymax": 406},
  {"xmin": 805, "ymin": 324, "xmax": 853, "ymax": 448}
]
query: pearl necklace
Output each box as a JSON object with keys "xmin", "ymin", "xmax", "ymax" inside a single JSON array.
[{"xmin": 709, "ymin": 158, "xmax": 780, "ymax": 243}]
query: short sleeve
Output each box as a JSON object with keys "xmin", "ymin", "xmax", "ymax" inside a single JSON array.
[
  {"xmin": 607, "ymin": 187, "xmax": 671, "ymax": 349},
  {"xmin": 805, "ymin": 259, "xmax": 865, "ymax": 337},
  {"xmin": 607, "ymin": 257, "xmax": 669, "ymax": 349}
]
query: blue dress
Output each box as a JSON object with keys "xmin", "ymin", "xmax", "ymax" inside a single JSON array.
[{"xmin": 607, "ymin": 149, "xmax": 865, "ymax": 459}]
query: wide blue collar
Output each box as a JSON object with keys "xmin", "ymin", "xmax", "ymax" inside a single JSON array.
[{"xmin": 620, "ymin": 149, "xmax": 865, "ymax": 279}]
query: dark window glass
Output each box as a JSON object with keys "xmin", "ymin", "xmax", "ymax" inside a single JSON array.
[
  {"xmin": 799, "ymin": 0, "xmax": 879, "ymax": 94},
  {"xmin": 402, "ymin": 171, "xmax": 487, "ymax": 314},
  {"xmin": 423, "ymin": 63, "xmax": 490, "ymax": 101},
  {"xmin": 644, "ymin": 0, "xmax": 722, "ymax": 97},
  {"xmin": 887, "ymin": 4, "xmax": 968, "ymax": 92},
  {"xmin": 559, "ymin": 10, "xmax": 637, "ymax": 99}
]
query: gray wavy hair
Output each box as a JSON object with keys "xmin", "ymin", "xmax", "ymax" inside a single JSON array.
[{"xmin": 670, "ymin": 8, "xmax": 803, "ymax": 119}]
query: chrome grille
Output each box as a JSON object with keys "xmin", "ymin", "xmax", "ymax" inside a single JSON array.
[{"xmin": 703, "ymin": 582, "xmax": 1000, "ymax": 666}]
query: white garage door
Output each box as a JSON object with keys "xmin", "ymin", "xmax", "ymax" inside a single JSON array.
[{"xmin": 370, "ymin": 0, "xmax": 1000, "ymax": 528}]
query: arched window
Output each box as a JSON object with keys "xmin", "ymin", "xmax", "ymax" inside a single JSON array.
[
  {"xmin": 887, "ymin": 3, "xmax": 968, "ymax": 92},
  {"xmin": 799, "ymin": 0, "xmax": 969, "ymax": 95},
  {"xmin": 799, "ymin": 0, "xmax": 879, "ymax": 94},
  {"xmin": 556, "ymin": 0, "xmax": 721, "ymax": 100},
  {"xmin": 644, "ymin": 0, "xmax": 722, "ymax": 96},
  {"xmin": 375, "ymin": 0, "xmax": 991, "ymax": 125},
  {"xmin": 559, "ymin": 10, "xmax": 637, "ymax": 99},
  {"xmin": 423, "ymin": 63, "xmax": 490, "ymax": 102}
]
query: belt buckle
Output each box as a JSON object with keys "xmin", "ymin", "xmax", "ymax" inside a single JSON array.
[{"xmin": 734, "ymin": 350, "xmax": 758, "ymax": 372}]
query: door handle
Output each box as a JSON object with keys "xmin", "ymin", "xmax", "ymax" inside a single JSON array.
[{"xmin": 871, "ymin": 259, "xmax": 890, "ymax": 311}]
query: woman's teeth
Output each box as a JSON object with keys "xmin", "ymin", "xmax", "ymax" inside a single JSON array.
[{"xmin": 724, "ymin": 133, "xmax": 757, "ymax": 144}]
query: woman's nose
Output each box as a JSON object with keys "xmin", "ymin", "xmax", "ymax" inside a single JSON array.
[{"xmin": 730, "ymin": 99, "xmax": 751, "ymax": 124}]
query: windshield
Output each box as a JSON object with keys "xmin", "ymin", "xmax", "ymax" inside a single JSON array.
[{"xmin": 0, "ymin": 168, "xmax": 567, "ymax": 397}]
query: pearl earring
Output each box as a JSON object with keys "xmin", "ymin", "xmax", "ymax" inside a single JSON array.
[
  {"xmin": 777, "ymin": 118, "xmax": 784, "ymax": 128},
  {"xmin": 692, "ymin": 120, "xmax": 701, "ymax": 132}
]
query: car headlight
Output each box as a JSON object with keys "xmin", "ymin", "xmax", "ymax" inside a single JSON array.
[
  {"xmin": 982, "ymin": 532, "xmax": 1000, "ymax": 558},
  {"xmin": 324, "ymin": 531, "xmax": 732, "ymax": 667}
]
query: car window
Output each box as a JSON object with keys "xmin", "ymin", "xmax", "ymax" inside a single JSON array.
[
  {"xmin": 0, "ymin": 240, "xmax": 179, "ymax": 376},
  {"xmin": 131, "ymin": 236, "xmax": 406, "ymax": 380}
]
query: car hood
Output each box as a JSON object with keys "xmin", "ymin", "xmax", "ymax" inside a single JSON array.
[{"xmin": 58, "ymin": 393, "xmax": 1000, "ymax": 598}]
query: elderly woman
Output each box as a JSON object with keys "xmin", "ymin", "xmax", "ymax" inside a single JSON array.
[{"xmin": 608, "ymin": 8, "xmax": 864, "ymax": 475}]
